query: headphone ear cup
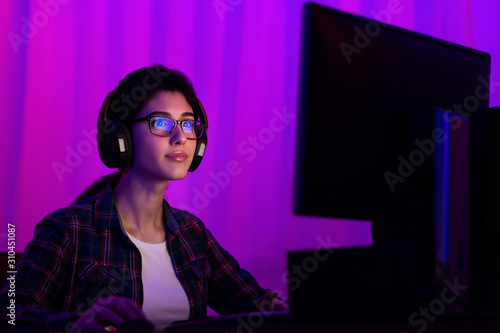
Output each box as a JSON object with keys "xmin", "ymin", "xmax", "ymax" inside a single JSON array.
[
  {"xmin": 189, "ymin": 131, "xmax": 207, "ymax": 172},
  {"xmin": 98, "ymin": 120, "xmax": 134, "ymax": 169},
  {"xmin": 189, "ymin": 99, "xmax": 208, "ymax": 172}
]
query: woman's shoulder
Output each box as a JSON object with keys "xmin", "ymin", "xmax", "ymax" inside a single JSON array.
[
  {"xmin": 166, "ymin": 206, "xmax": 216, "ymax": 247},
  {"xmin": 41, "ymin": 186, "xmax": 112, "ymax": 225},
  {"xmin": 27, "ymin": 196, "xmax": 100, "ymax": 244}
]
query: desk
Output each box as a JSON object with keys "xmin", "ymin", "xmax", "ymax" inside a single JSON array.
[{"xmin": 165, "ymin": 312, "xmax": 500, "ymax": 333}]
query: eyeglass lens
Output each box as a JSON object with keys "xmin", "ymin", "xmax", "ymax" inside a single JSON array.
[{"xmin": 150, "ymin": 117, "xmax": 201, "ymax": 138}]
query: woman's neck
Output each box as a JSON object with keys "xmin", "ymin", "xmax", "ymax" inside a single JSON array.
[{"xmin": 113, "ymin": 167, "xmax": 168, "ymax": 243}]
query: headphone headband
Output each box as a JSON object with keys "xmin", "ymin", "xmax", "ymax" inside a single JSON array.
[{"xmin": 97, "ymin": 67, "xmax": 208, "ymax": 171}]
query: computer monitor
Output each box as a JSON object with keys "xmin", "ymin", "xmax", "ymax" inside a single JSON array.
[{"xmin": 293, "ymin": 2, "xmax": 491, "ymax": 313}]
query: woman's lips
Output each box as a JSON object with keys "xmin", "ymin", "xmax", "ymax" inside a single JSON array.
[{"xmin": 165, "ymin": 151, "xmax": 188, "ymax": 161}]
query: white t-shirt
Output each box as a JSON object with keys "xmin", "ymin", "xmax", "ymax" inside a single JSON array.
[{"xmin": 126, "ymin": 232, "xmax": 190, "ymax": 330}]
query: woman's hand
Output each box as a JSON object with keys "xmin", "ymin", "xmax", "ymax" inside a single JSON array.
[
  {"xmin": 72, "ymin": 296, "xmax": 148, "ymax": 332},
  {"xmin": 259, "ymin": 290, "xmax": 289, "ymax": 312}
]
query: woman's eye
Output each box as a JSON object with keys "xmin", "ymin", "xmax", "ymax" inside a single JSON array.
[{"xmin": 154, "ymin": 118, "xmax": 170, "ymax": 129}]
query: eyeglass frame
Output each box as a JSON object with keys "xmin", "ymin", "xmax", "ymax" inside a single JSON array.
[{"xmin": 131, "ymin": 114, "xmax": 205, "ymax": 140}]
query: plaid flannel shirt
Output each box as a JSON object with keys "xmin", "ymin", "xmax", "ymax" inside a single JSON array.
[{"xmin": 0, "ymin": 182, "xmax": 267, "ymax": 332}]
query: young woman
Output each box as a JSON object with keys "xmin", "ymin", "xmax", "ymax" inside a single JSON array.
[{"xmin": 0, "ymin": 65, "xmax": 287, "ymax": 332}]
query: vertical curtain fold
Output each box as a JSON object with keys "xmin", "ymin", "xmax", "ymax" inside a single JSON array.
[{"xmin": 1, "ymin": 0, "xmax": 498, "ymax": 294}]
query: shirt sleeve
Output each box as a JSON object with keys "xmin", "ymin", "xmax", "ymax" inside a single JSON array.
[
  {"xmin": 200, "ymin": 225, "xmax": 269, "ymax": 315},
  {"xmin": 0, "ymin": 217, "xmax": 80, "ymax": 332}
]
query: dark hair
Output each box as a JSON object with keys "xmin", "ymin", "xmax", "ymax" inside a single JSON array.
[
  {"xmin": 98, "ymin": 64, "xmax": 204, "ymax": 128},
  {"xmin": 75, "ymin": 64, "xmax": 202, "ymax": 202},
  {"xmin": 75, "ymin": 171, "xmax": 122, "ymax": 202}
]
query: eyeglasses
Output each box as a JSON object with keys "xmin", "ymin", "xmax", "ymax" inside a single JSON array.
[{"xmin": 132, "ymin": 115, "xmax": 205, "ymax": 140}]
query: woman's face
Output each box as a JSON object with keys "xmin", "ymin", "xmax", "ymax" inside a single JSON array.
[{"xmin": 131, "ymin": 90, "xmax": 197, "ymax": 182}]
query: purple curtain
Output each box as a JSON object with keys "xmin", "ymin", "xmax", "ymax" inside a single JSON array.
[{"xmin": 1, "ymin": 0, "xmax": 499, "ymax": 299}]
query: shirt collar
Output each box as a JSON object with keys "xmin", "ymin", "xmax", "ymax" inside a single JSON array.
[
  {"xmin": 93, "ymin": 181, "xmax": 120, "ymax": 232},
  {"xmin": 164, "ymin": 200, "xmax": 180, "ymax": 234}
]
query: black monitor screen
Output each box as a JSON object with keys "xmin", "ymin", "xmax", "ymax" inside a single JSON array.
[{"xmin": 294, "ymin": 3, "xmax": 491, "ymax": 226}]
